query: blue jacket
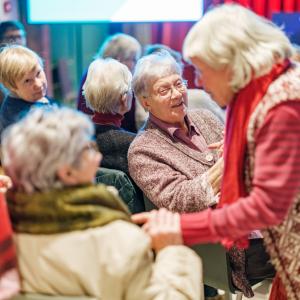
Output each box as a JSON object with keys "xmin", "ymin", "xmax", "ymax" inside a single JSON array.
[{"xmin": 0, "ymin": 95, "xmax": 56, "ymax": 138}]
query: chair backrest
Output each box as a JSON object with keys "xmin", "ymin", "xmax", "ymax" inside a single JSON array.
[{"xmin": 191, "ymin": 243, "xmax": 236, "ymax": 293}]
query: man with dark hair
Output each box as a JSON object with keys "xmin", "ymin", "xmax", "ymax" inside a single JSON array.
[
  {"xmin": 0, "ymin": 21, "xmax": 27, "ymax": 106},
  {"xmin": 0, "ymin": 20, "xmax": 26, "ymax": 46}
]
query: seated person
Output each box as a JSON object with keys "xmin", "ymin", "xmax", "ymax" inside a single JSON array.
[
  {"xmin": 77, "ymin": 33, "xmax": 142, "ymax": 133},
  {"xmin": 83, "ymin": 58, "xmax": 136, "ymax": 175},
  {"xmin": 129, "ymin": 51, "xmax": 224, "ymax": 213},
  {"xmin": 129, "ymin": 51, "xmax": 225, "ymax": 299},
  {"xmin": 0, "ymin": 45, "xmax": 56, "ymax": 137},
  {"xmin": 1, "ymin": 107, "xmax": 202, "ymax": 299},
  {"xmin": 0, "ymin": 175, "xmax": 20, "ymax": 300}
]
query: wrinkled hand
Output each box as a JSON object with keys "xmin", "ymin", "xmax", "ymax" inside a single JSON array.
[
  {"xmin": 0, "ymin": 268, "xmax": 20, "ymax": 300},
  {"xmin": 132, "ymin": 208, "xmax": 183, "ymax": 253},
  {"xmin": 208, "ymin": 139, "xmax": 224, "ymax": 157},
  {"xmin": 0, "ymin": 175, "xmax": 12, "ymax": 193},
  {"xmin": 207, "ymin": 157, "xmax": 224, "ymax": 194}
]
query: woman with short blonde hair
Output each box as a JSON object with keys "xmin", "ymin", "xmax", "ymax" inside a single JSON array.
[
  {"xmin": 82, "ymin": 58, "xmax": 136, "ymax": 177},
  {"xmin": 0, "ymin": 45, "xmax": 54, "ymax": 137}
]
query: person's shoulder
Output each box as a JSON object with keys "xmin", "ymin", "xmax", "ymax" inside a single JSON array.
[
  {"xmin": 0, "ymin": 96, "xmax": 31, "ymax": 122},
  {"xmin": 91, "ymin": 220, "xmax": 152, "ymax": 268},
  {"xmin": 44, "ymin": 96, "xmax": 59, "ymax": 105},
  {"xmin": 129, "ymin": 124, "xmax": 162, "ymax": 151},
  {"xmin": 2, "ymin": 95, "xmax": 29, "ymax": 106},
  {"xmin": 96, "ymin": 125, "xmax": 136, "ymax": 144},
  {"xmin": 188, "ymin": 107, "xmax": 217, "ymax": 122}
]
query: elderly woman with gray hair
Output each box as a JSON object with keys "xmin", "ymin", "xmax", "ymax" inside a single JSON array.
[
  {"xmin": 1, "ymin": 107, "xmax": 203, "ymax": 299},
  {"xmin": 128, "ymin": 51, "xmax": 224, "ymax": 213},
  {"xmin": 133, "ymin": 4, "xmax": 300, "ymax": 300},
  {"xmin": 83, "ymin": 57, "xmax": 135, "ymax": 176},
  {"xmin": 83, "ymin": 58, "xmax": 145, "ymax": 213},
  {"xmin": 77, "ymin": 33, "xmax": 142, "ymax": 132}
]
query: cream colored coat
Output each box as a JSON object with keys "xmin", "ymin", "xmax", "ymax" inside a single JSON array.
[{"xmin": 14, "ymin": 220, "xmax": 203, "ymax": 300}]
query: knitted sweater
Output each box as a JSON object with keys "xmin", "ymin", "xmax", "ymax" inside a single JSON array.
[
  {"xmin": 95, "ymin": 124, "xmax": 136, "ymax": 175},
  {"xmin": 128, "ymin": 109, "xmax": 223, "ymax": 213}
]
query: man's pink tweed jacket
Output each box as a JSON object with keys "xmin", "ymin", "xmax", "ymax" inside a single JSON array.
[{"xmin": 128, "ymin": 109, "xmax": 223, "ymax": 213}]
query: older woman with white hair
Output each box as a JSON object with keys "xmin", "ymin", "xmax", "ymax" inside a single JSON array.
[
  {"xmin": 77, "ymin": 33, "xmax": 142, "ymax": 132},
  {"xmin": 1, "ymin": 107, "xmax": 203, "ymax": 299},
  {"xmin": 83, "ymin": 57, "xmax": 135, "ymax": 175},
  {"xmin": 129, "ymin": 51, "xmax": 223, "ymax": 213},
  {"xmin": 83, "ymin": 58, "xmax": 144, "ymax": 213},
  {"xmin": 133, "ymin": 4, "xmax": 300, "ymax": 300}
]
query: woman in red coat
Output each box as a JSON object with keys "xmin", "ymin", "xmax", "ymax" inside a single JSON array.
[{"xmin": 133, "ymin": 4, "xmax": 300, "ymax": 300}]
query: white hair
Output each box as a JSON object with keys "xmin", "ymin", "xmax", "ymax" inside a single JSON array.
[
  {"xmin": 132, "ymin": 51, "xmax": 183, "ymax": 103},
  {"xmin": 1, "ymin": 107, "xmax": 94, "ymax": 193},
  {"xmin": 83, "ymin": 58, "xmax": 132, "ymax": 114},
  {"xmin": 183, "ymin": 4, "xmax": 293, "ymax": 92}
]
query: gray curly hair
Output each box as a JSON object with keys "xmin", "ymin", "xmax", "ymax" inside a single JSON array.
[{"xmin": 1, "ymin": 107, "xmax": 94, "ymax": 193}]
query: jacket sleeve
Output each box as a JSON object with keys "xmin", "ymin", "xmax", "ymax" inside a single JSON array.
[
  {"xmin": 122, "ymin": 224, "xmax": 203, "ymax": 300},
  {"xmin": 181, "ymin": 102, "xmax": 300, "ymax": 244}
]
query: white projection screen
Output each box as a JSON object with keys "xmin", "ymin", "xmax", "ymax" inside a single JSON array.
[{"xmin": 27, "ymin": 0, "xmax": 203, "ymax": 23}]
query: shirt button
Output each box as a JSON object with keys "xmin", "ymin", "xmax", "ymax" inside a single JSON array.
[{"xmin": 205, "ymin": 154, "xmax": 214, "ymax": 162}]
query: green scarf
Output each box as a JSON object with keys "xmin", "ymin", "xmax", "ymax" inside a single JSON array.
[{"xmin": 7, "ymin": 184, "xmax": 131, "ymax": 234}]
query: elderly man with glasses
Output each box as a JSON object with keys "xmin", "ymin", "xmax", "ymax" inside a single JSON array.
[
  {"xmin": 128, "ymin": 51, "xmax": 224, "ymax": 214},
  {"xmin": 128, "ymin": 51, "xmax": 226, "ymax": 299}
]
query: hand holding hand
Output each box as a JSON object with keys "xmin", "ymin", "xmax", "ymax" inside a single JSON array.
[
  {"xmin": 132, "ymin": 208, "xmax": 183, "ymax": 253},
  {"xmin": 208, "ymin": 138, "xmax": 224, "ymax": 157}
]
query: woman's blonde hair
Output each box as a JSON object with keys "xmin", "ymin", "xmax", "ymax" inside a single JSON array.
[
  {"xmin": 183, "ymin": 4, "xmax": 293, "ymax": 92},
  {"xmin": 0, "ymin": 45, "xmax": 43, "ymax": 91},
  {"xmin": 83, "ymin": 58, "xmax": 132, "ymax": 114},
  {"xmin": 1, "ymin": 107, "xmax": 94, "ymax": 193}
]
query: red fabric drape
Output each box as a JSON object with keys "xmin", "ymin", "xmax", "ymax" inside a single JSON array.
[{"xmin": 150, "ymin": 0, "xmax": 300, "ymax": 87}]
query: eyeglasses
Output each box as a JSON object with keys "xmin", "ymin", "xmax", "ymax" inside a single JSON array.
[
  {"xmin": 154, "ymin": 79, "xmax": 188, "ymax": 100},
  {"xmin": 2, "ymin": 34, "xmax": 25, "ymax": 43}
]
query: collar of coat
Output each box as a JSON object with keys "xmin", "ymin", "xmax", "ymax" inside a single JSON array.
[{"xmin": 7, "ymin": 184, "xmax": 130, "ymax": 234}]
